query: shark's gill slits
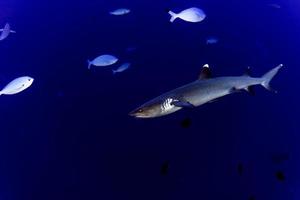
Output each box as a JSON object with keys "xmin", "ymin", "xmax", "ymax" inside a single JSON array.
[{"xmin": 161, "ymin": 98, "xmax": 175, "ymax": 112}]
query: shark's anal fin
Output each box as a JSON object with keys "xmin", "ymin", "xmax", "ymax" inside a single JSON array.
[
  {"xmin": 245, "ymin": 86, "xmax": 255, "ymax": 96},
  {"xmin": 198, "ymin": 64, "xmax": 212, "ymax": 80},
  {"xmin": 171, "ymin": 99, "xmax": 195, "ymax": 108}
]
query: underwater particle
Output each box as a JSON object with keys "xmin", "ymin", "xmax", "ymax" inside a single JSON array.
[
  {"xmin": 237, "ymin": 162, "xmax": 244, "ymax": 176},
  {"xmin": 109, "ymin": 8, "xmax": 131, "ymax": 16},
  {"xmin": 180, "ymin": 117, "xmax": 192, "ymax": 128},
  {"xmin": 0, "ymin": 23, "xmax": 16, "ymax": 41},
  {"xmin": 248, "ymin": 195, "xmax": 256, "ymax": 200},
  {"xmin": 112, "ymin": 63, "xmax": 131, "ymax": 75},
  {"xmin": 206, "ymin": 36, "xmax": 219, "ymax": 45},
  {"xmin": 167, "ymin": 7, "xmax": 206, "ymax": 23},
  {"xmin": 275, "ymin": 170, "xmax": 286, "ymax": 182},
  {"xmin": 0, "ymin": 76, "xmax": 34, "ymax": 95},
  {"xmin": 87, "ymin": 54, "xmax": 118, "ymax": 70},
  {"xmin": 160, "ymin": 160, "xmax": 170, "ymax": 176}
]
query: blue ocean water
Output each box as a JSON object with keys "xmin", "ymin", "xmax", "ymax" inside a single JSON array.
[{"xmin": 0, "ymin": 0, "xmax": 299, "ymax": 199}]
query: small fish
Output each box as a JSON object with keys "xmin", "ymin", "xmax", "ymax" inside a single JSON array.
[
  {"xmin": 87, "ymin": 54, "xmax": 118, "ymax": 69},
  {"xmin": 248, "ymin": 195, "xmax": 256, "ymax": 200},
  {"xmin": 270, "ymin": 152, "xmax": 289, "ymax": 164},
  {"xmin": 275, "ymin": 170, "xmax": 286, "ymax": 182},
  {"xmin": 180, "ymin": 117, "xmax": 192, "ymax": 128},
  {"xmin": 112, "ymin": 63, "xmax": 131, "ymax": 74},
  {"xmin": 0, "ymin": 23, "xmax": 16, "ymax": 41},
  {"xmin": 0, "ymin": 76, "xmax": 34, "ymax": 96},
  {"xmin": 206, "ymin": 37, "xmax": 219, "ymax": 45},
  {"xmin": 167, "ymin": 7, "xmax": 206, "ymax": 23},
  {"xmin": 160, "ymin": 160, "xmax": 170, "ymax": 176},
  {"xmin": 237, "ymin": 162, "xmax": 244, "ymax": 176},
  {"xmin": 110, "ymin": 8, "xmax": 130, "ymax": 16},
  {"xmin": 268, "ymin": 4, "xmax": 281, "ymax": 9},
  {"xmin": 126, "ymin": 46, "xmax": 137, "ymax": 53}
]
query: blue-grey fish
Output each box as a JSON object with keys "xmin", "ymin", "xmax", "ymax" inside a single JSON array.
[
  {"xmin": 0, "ymin": 23, "xmax": 16, "ymax": 41},
  {"xmin": 0, "ymin": 76, "xmax": 34, "ymax": 95},
  {"xmin": 129, "ymin": 64, "xmax": 283, "ymax": 118},
  {"xmin": 87, "ymin": 54, "xmax": 118, "ymax": 69},
  {"xmin": 268, "ymin": 4, "xmax": 281, "ymax": 9},
  {"xmin": 168, "ymin": 7, "xmax": 206, "ymax": 23},
  {"xmin": 112, "ymin": 63, "xmax": 131, "ymax": 74},
  {"xmin": 110, "ymin": 8, "xmax": 130, "ymax": 16},
  {"xmin": 206, "ymin": 37, "xmax": 219, "ymax": 45}
]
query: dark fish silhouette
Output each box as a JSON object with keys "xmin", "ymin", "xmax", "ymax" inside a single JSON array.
[
  {"xmin": 160, "ymin": 160, "xmax": 170, "ymax": 176},
  {"xmin": 248, "ymin": 195, "xmax": 256, "ymax": 200},
  {"xmin": 237, "ymin": 162, "xmax": 244, "ymax": 176},
  {"xmin": 275, "ymin": 170, "xmax": 286, "ymax": 182},
  {"xmin": 181, "ymin": 117, "xmax": 192, "ymax": 128},
  {"xmin": 271, "ymin": 153, "xmax": 289, "ymax": 164}
]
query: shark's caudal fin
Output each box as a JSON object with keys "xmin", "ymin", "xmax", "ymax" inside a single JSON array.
[
  {"xmin": 168, "ymin": 11, "xmax": 177, "ymax": 22},
  {"xmin": 261, "ymin": 64, "xmax": 283, "ymax": 92}
]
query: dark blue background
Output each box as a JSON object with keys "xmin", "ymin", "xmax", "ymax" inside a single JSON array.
[{"xmin": 0, "ymin": 0, "xmax": 299, "ymax": 199}]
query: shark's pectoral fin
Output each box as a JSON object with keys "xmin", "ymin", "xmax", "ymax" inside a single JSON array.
[
  {"xmin": 171, "ymin": 99, "xmax": 195, "ymax": 108},
  {"xmin": 245, "ymin": 86, "xmax": 255, "ymax": 96}
]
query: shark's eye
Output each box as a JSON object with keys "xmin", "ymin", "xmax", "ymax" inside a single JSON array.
[
  {"xmin": 138, "ymin": 109, "xmax": 143, "ymax": 113},
  {"xmin": 28, "ymin": 79, "xmax": 31, "ymax": 81}
]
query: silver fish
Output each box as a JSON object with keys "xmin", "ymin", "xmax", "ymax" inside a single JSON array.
[
  {"xmin": 0, "ymin": 23, "xmax": 16, "ymax": 41},
  {"xmin": 112, "ymin": 63, "xmax": 131, "ymax": 74},
  {"xmin": 110, "ymin": 8, "xmax": 130, "ymax": 16},
  {"xmin": 0, "ymin": 76, "xmax": 34, "ymax": 95},
  {"xmin": 168, "ymin": 7, "xmax": 206, "ymax": 23}
]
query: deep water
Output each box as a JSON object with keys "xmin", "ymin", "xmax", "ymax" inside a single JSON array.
[{"xmin": 0, "ymin": 0, "xmax": 299, "ymax": 199}]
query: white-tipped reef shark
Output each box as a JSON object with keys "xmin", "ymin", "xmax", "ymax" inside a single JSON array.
[{"xmin": 129, "ymin": 64, "xmax": 283, "ymax": 118}]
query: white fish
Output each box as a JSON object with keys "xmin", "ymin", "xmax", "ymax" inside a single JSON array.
[
  {"xmin": 112, "ymin": 63, "xmax": 131, "ymax": 74},
  {"xmin": 0, "ymin": 76, "xmax": 34, "ymax": 96},
  {"xmin": 168, "ymin": 7, "xmax": 206, "ymax": 23},
  {"xmin": 206, "ymin": 37, "xmax": 219, "ymax": 45},
  {"xmin": 0, "ymin": 23, "xmax": 16, "ymax": 41},
  {"xmin": 87, "ymin": 54, "xmax": 118, "ymax": 69},
  {"xmin": 110, "ymin": 8, "xmax": 130, "ymax": 16}
]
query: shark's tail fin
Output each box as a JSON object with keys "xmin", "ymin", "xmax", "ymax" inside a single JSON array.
[
  {"xmin": 261, "ymin": 64, "xmax": 283, "ymax": 92},
  {"xmin": 168, "ymin": 10, "xmax": 177, "ymax": 22}
]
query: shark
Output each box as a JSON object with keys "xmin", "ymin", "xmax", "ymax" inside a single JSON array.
[{"xmin": 129, "ymin": 64, "xmax": 283, "ymax": 118}]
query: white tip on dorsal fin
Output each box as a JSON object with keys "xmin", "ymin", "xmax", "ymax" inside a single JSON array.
[{"xmin": 198, "ymin": 64, "xmax": 212, "ymax": 80}]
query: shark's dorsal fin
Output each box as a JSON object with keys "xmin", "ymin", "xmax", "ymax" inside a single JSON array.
[
  {"xmin": 198, "ymin": 64, "xmax": 212, "ymax": 80},
  {"xmin": 243, "ymin": 67, "xmax": 251, "ymax": 77}
]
